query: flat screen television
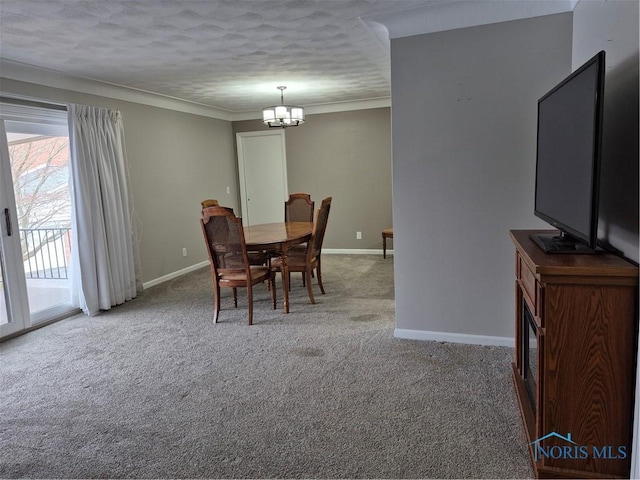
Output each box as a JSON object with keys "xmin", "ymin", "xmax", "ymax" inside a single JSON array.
[{"xmin": 531, "ymin": 50, "xmax": 606, "ymax": 254}]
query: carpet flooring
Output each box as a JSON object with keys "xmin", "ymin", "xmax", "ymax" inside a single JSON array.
[{"xmin": 0, "ymin": 254, "xmax": 534, "ymax": 479}]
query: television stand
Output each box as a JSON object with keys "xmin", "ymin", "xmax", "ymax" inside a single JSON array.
[
  {"xmin": 530, "ymin": 232, "xmax": 602, "ymax": 254},
  {"xmin": 510, "ymin": 230, "xmax": 638, "ymax": 478}
]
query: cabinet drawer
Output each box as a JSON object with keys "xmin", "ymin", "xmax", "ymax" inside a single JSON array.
[{"xmin": 517, "ymin": 253, "xmax": 538, "ymax": 310}]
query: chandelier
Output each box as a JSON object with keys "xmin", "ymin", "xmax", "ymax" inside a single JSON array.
[{"xmin": 262, "ymin": 86, "xmax": 305, "ymax": 128}]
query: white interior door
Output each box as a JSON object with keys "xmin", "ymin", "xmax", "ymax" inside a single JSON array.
[{"xmin": 236, "ymin": 130, "xmax": 288, "ymax": 225}]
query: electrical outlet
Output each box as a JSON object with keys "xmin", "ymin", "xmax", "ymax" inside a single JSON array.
[
  {"xmin": 356, "ymin": 231, "xmax": 362, "ymax": 240},
  {"xmin": 226, "ymin": 186, "xmax": 230, "ymax": 195},
  {"xmin": 182, "ymin": 248, "xmax": 187, "ymax": 257}
]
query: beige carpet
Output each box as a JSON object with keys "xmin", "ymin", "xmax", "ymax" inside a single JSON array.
[{"xmin": 0, "ymin": 254, "xmax": 534, "ymax": 479}]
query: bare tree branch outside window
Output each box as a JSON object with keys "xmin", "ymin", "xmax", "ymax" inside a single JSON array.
[{"xmin": 8, "ymin": 136, "xmax": 72, "ymax": 269}]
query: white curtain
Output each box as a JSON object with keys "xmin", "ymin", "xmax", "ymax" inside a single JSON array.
[{"xmin": 67, "ymin": 104, "xmax": 141, "ymax": 315}]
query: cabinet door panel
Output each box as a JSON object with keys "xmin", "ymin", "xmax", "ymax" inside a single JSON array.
[{"xmin": 543, "ymin": 284, "xmax": 634, "ymax": 476}]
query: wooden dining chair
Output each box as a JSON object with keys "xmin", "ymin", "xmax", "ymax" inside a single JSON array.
[
  {"xmin": 201, "ymin": 206, "xmax": 276, "ymax": 325},
  {"xmin": 201, "ymin": 202, "xmax": 269, "ymax": 267},
  {"xmin": 285, "ymin": 193, "xmax": 314, "ymax": 223},
  {"xmin": 271, "ymin": 196, "xmax": 332, "ymax": 304},
  {"xmin": 285, "ymin": 193, "xmax": 315, "ymax": 284}
]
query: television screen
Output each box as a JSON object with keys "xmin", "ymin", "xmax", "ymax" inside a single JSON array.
[{"xmin": 532, "ymin": 51, "xmax": 605, "ymax": 253}]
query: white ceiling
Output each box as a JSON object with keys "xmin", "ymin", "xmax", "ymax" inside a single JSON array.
[{"xmin": 0, "ymin": 0, "xmax": 574, "ymax": 118}]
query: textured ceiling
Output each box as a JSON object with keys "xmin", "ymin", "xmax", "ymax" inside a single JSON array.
[
  {"xmin": 0, "ymin": 0, "xmax": 573, "ymax": 114},
  {"xmin": 0, "ymin": 0, "xmax": 446, "ymax": 113}
]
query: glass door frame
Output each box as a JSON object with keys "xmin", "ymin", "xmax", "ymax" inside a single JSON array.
[
  {"xmin": 0, "ymin": 120, "xmax": 30, "ymax": 337},
  {"xmin": 0, "ymin": 100, "xmax": 79, "ymax": 339}
]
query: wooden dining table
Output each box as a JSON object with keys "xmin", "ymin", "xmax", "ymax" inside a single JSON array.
[{"xmin": 244, "ymin": 221, "xmax": 313, "ymax": 314}]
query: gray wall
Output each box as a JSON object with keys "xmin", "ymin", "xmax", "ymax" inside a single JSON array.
[
  {"xmin": 390, "ymin": 14, "xmax": 572, "ymax": 339},
  {"xmin": 233, "ymin": 108, "xmax": 393, "ymax": 250},
  {"xmin": 0, "ymin": 78, "xmax": 238, "ymax": 284},
  {"xmin": 1, "ymin": 76, "xmax": 392, "ymax": 285},
  {"xmin": 572, "ymin": 0, "xmax": 639, "ymax": 263}
]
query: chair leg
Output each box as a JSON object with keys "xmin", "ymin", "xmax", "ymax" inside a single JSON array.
[
  {"xmin": 269, "ymin": 275, "xmax": 277, "ymax": 310},
  {"xmin": 316, "ymin": 258, "xmax": 325, "ymax": 294},
  {"xmin": 266, "ymin": 256, "xmax": 272, "ymax": 291},
  {"xmin": 247, "ymin": 284, "xmax": 253, "ymax": 325},
  {"xmin": 305, "ymin": 269, "xmax": 315, "ymax": 304},
  {"xmin": 302, "ymin": 272, "xmax": 306, "ymax": 287},
  {"xmin": 233, "ymin": 287, "xmax": 238, "ymax": 308},
  {"xmin": 213, "ymin": 285, "xmax": 221, "ymax": 323},
  {"xmin": 383, "ymin": 233, "xmax": 387, "ymax": 259}
]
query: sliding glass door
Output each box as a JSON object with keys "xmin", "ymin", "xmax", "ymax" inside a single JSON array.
[
  {"xmin": 0, "ymin": 104, "xmax": 77, "ymax": 339},
  {"xmin": 0, "ymin": 120, "xmax": 30, "ymax": 337}
]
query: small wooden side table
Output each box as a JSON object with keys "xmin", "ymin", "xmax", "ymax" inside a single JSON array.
[{"xmin": 382, "ymin": 228, "xmax": 393, "ymax": 258}]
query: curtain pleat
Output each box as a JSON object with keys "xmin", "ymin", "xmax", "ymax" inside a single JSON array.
[{"xmin": 68, "ymin": 104, "xmax": 141, "ymax": 315}]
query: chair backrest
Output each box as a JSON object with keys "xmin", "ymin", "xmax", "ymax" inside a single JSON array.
[
  {"xmin": 285, "ymin": 193, "xmax": 314, "ymax": 222},
  {"xmin": 201, "ymin": 206, "xmax": 249, "ymax": 276},
  {"xmin": 201, "ymin": 199, "xmax": 219, "ymax": 209},
  {"xmin": 309, "ymin": 197, "xmax": 332, "ymax": 259}
]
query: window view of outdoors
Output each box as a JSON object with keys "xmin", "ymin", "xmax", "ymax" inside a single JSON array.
[{"xmin": 6, "ymin": 133, "xmax": 72, "ymax": 318}]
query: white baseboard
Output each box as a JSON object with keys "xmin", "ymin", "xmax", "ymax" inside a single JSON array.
[
  {"xmin": 142, "ymin": 248, "xmax": 392, "ymax": 290},
  {"xmin": 324, "ymin": 248, "xmax": 393, "ymax": 255},
  {"xmin": 143, "ymin": 260, "xmax": 209, "ymax": 289},
  {"xmin": 394, "ymin": 328, "xmax": 513, "ymax": 347}
]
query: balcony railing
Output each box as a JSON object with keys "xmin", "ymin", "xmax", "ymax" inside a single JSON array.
[{"xmin": 19, "ymin": 227, "xmax": 72, "ymax": 280}]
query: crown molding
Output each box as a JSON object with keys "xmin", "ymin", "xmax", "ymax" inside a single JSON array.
[
  {"xmin": 0, "ymin": 59, "xmax": 234, "ymax": 121},
  {"xmin": 1, "ymin": 59, "xmax": 391, "ymax": 122},
  {"xmin": 305, "ymin": 97, "xmax": 391, "ymax": 115},
  {"xmin": 231, "ymin": 97, "xmax": 391, "ymax": 122}
]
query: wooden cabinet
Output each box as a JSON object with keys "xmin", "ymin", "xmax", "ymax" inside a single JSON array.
[{"xmin": 510, "ymin": 230, "xmax": 638, "ymax": 479}]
